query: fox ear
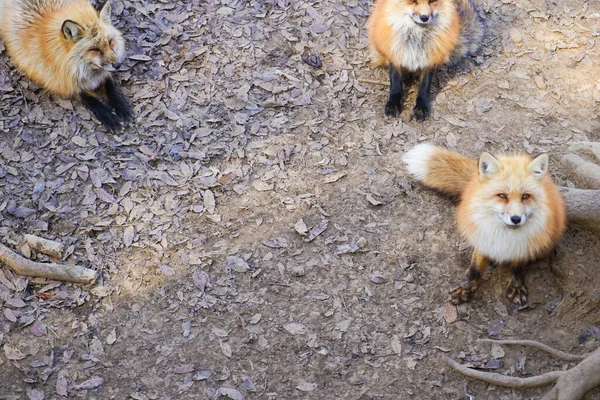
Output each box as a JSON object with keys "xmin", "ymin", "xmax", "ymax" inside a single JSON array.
[
  {"xmin": 528, "ymin": 154, "xmax": 549, "ymax": 178},
  {"xmin": 479, "ymin": 152, "xmax": 500, "ymax": 178},
  {"xmin": 99, "ymin": 0, "xmax": 112, "ymax": 23},
  {"xmin": 62, "ymin": 20, "xmax": 83, "ymax": 41}
]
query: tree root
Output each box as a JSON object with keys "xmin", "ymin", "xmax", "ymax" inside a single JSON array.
[
  {"xmin": 477, "ymin": 339, "xmax": 589, "ymax": 361},
  {"xmin": 445, "ymin": 339, "xmax": 600, "ymax": 400},
  {"xmin": 559, "ymin": 187, "xmax": 600, "ymax": 232},
  {"xmin": 0, "ymin": 242, "xmax": 97, "ymax": 284}
]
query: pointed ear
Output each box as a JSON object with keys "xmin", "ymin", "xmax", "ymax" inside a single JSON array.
[
  {"xmin": 479, "ymin": 152, "xmax": 500, "ymax": 178},
  {"xmin": 528, "ymin": 154, "xmax": 549, "ymax": 178},
  {"xmin": 99, "ymin": 0, "xmax": 112, "ymax": 23},
  {"xmin": 62, "ymin": 20, "xmax": 83, "ymax": 41}
]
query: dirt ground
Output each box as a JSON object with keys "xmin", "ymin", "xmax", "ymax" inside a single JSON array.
[{"xmin": 1, "ymin": 0, "xmax": 600, "ymax": 399}]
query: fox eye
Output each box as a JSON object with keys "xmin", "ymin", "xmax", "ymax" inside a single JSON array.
[
  {"xmin": 89, "ymin": 47, "xmax": 101, "ymax": 53},
  {"xmin": 410, "ymin": 0, "xmax": 417, "ymax": 3},
  {"xmin": 497, "ymin": 193, "xmax": 507, "ymax": 200},
  {"xmin": 522, "ymin": 194, "xmax": 530, "ymax": 201},
  {"xmin": 429, "ymin": 0, "xmax": 437, "ymax": 2}
]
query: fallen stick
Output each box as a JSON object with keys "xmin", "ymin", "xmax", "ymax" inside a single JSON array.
[
  {"xmin": 23, "ymin": 234, "xmax": 64, "ymax": 259},
  {"xmin": 357, "ymin": 78, "xmax": 389, "ymax": 86},
  {"xmin": 0, "ymin": 242, "xmax": 97, "ymax": 284}
]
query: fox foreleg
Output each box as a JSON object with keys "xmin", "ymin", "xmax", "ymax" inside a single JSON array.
[
  {"xmin": 412, "ymin": 68, "xmax": 435, "ymax": 122},
  {"xmin": 449, "ymin": 250, "xmax": 489, "ymax": 305},
  {"xmin": 104, "ymin": 77, "xmax": 133, "ymax": 124},
  {"xmin": 506, "ymin": 263, "xmax": 528, "ymax": 306},
  {"xmin": 385, "ymin": 64, "xmax": 403, "ymax": 117}
]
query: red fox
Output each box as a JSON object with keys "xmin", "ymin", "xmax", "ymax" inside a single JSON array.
[
  {"xmin": 0, "ymin": 0, "xmax": 132, "ymax": 131},
  {"xmin": 403, "ymin": 144, "xmax": 566, "ymax": 305},
  {"xmin": 368, "ymin": 0, "xmax": 484, "ymax": 121}
]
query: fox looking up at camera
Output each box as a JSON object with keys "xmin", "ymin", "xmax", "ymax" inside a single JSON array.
[
  {"xmin": 403, "ymin": 144, "xmax": 566, "ymax": 305},
  {"xmin": 368, "ymin": 0, "xmax": 484, "ymax": 121},
  {"xmin": 0, "ymin": 0, "xmax": 132, "ymax": 130}
]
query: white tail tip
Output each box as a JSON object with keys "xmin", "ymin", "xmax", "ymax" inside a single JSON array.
[{"xmin": 402, "ymin": 143, "xmax": 436, "ymax": 180}]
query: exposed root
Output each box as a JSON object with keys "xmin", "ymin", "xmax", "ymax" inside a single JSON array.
[
  {"xmin": 445, "ymin": 340, "xmax": 600, "ymax": 400},
  {"xmin": 443, "ymin": 355, "xmax": 562, "ymax": 389},
  {"xmin": 559, "ymin": 187, "xmax": 600, "ymax": 232},
  {"xmin": 561, "ymin": 154, "xmax": 600, "ymax": 189},
  {"xmin": 477, "ymin": 339, "xmax": 589, "ymax": 361},
  {"xmin": 0, "ymin": 242, "xmax": 97, "ymax": 284}
]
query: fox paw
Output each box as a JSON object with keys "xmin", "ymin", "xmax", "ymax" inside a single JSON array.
[
  {"xmin": 506, "ymin": 282, "xmax": 529, "ymax": 306},
  {"xmin": 412, "ymin": 103, "xmax": 430, "ymax": 121},
  {"xmin": 115, "ymin": 105, "xmax": 134, "ymax": 124},
  {"xmin": 449, "ymin": 280, "xmax": 477, "ymax": 305},
  {"xmin": 384, "ymin": 101, "xmax": 401, "ymax": 118}
]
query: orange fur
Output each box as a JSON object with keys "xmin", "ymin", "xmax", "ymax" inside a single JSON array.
[
  {"xmin": 368, "ymin": 0, "xmax": 483, "ymax": 72},
  {"xmin": 0, "ymin": 0, "xmax": 125, "ymax": 98},
  {"xmin": 404, "ymin": 144, "xmax": 567, "ymax": 304}
]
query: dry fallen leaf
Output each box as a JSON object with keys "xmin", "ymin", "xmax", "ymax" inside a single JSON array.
[
  {"xmin": 4, "ymin": 344, "xmax": 27, "ymax": 360},
  {"xmin": 215, "ymin": 388, "xmax": 244, "ymax": 400},
  {"xmin": 296, "ymin": 381, "xmax": 317, "ymax": 392},
  {"xmin": 284, "ymin": 323, "xmax": 307, "ymax": 335},
  {"xmin": 220, "ymin": 340, "xmax": 232, "ymax": 358},
  {"xmin": 106, "ymin": 328, "xmax": 117, "ymax": 345},
  {"xmin": 391, "ymin": 335, "xmax": 402, "ymax": 356},
  {"xmin": 55, "ymin": 375, "xmax": 68, "ymax": 396},
  {"xmin": 443, "ymin": 303, "xmax": 458, "ymax": 324}
]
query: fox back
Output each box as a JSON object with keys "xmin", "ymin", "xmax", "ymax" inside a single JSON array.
[
  {"xmin": 0, "ymin": 0, "xmax": 125, "ymax": 98},
  {"xmin": 368, "ymin": 0, "xmax": 484, "ymax": 71},
  {"xmin": 404, "ymin": 144, "xmax": 566, "ymax": 264}
]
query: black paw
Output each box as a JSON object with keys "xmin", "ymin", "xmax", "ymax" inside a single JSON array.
[
  {"xmin": 114, "ymin": 102, "xmax": 133, "ymax": 124},
  {"xmin": 412, "ymin": 102, "xmax": 430, "ymax": 121},
  {"xmin": 384, "ymin": 101, "xmax": 401, "ymax": 117},
  {"xmin": 97, "ymin": 112, "xmax": 124, "ymax": 132}
]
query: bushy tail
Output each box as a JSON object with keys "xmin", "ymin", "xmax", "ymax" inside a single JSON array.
[{"xmin": 402, "ymin": 144, "xmax": 478, "ymax": 197}]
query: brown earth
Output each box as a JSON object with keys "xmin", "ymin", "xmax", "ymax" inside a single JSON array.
[{"xmin": 0, "ymin": 0, "xmax": 600, "ymax": 399}]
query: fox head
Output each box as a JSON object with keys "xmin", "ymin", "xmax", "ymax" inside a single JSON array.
[
  {"xmin": 401, "ymin": 0, "xmax": 442, "ymax": 26},
  {"xmin": 476, "ymin": 152, "xmax": 550, "ymax": 229},
  {"xmin": 61, "ymin": 1, "xmax": 125, "ymax": 72}
]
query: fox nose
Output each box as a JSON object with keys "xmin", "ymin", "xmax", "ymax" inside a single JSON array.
[
  {"xmin": 420, "ymin": 15, "xmax": 430, "ymax": 22},
  {"xmin": 510, "ymin": 215, "xmax": 522, "ymax": 224},
  {"xmin": 112, "ymin": 61, "xmax": 122, "ymax": 69}
]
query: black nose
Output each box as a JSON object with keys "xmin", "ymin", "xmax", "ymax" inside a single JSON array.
[
  {"xmin": 420, "ymin": 15, "xmax": 430, "ymax": 22},
  {"xmin": 112, "ymin": 61, "xmax": 122, "ymax": 69},
  {"xmin": 510, "ymin": 216, "xmax": 521, "ymax": 224}
]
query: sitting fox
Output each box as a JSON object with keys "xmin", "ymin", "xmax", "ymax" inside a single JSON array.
[
  {"xmin": 0, "ymin": 0, "xmax": 132, "ymax": 130},
  {"xmin": 368, "ymin": 0, "xmax": 484, "ymax": 120},
  {"xmin": 403, "ymin": 144, "xmax": 566, "ymax": 305}
]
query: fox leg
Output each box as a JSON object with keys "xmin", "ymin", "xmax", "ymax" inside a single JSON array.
[
  {"xmin": 104, "ymin": 77, "xmax": 133, "ymax": 123},
  {"xmin": 80, "ymin": 92, "xmax": 122, "ymax": 131},
  {"xmin": 506, "ymin": 263, "xmax": 528, "ymax": 306},
  {"xmin": 449, "ymin": 250, "xmax": 489, "ymax": 305},
  {"xmin": 384, "ymin": 64, "xmax": 403, "ymax": 117},
  {"xmin": 412, "ymin": 68, "xmax": 435, "ymax": 122}
]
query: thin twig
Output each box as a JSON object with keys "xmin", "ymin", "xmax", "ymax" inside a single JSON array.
[
  {"xmin": 478, "ymin": 339, "xmax": 589, "ymax": 361},
  {"xmin": 444, "ymin": 355, "xmax": 563, "ymax": 388},
  {"xmin": 358, "ymin": 78, "xmax": 389, "ymax": 86}
]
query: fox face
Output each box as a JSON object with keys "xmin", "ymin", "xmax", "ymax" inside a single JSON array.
[
  {"xmin": 402, "ymin": 0, "xmax": 441, "ymax": 26},
  {"xmin": 476, "ymin": 153, "xmax": 549, "ymax": 229},
  {"xmin": 61, "ymin": 1, "xmax": 125, "ymax": 73}
]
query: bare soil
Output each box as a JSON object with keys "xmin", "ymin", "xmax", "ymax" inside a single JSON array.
[{"xmin": 1, "ymin": 0, "xmax": 600, "ymax": 399}]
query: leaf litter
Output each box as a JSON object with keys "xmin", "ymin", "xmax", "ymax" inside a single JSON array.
[{"xmin": 0, "ymin": 0, "xmax": 598, "ymax": 399}]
